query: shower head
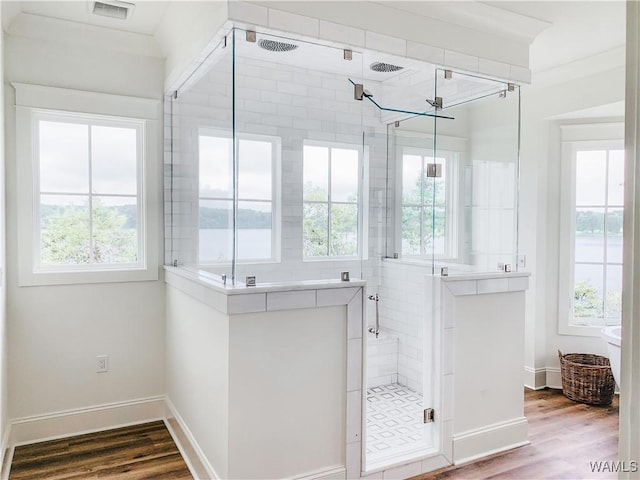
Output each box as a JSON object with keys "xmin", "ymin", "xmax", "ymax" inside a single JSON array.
[
  {"xmin": 258, "ymin": 39, "xmax": 298, "ymax": 52},
  {"xmin": 370, "ymin": 62, "xmax": 404, "ymax": 73}
]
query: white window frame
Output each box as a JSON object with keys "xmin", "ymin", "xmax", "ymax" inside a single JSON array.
[
  {"xmin": 396, "ymin": 146, "xmax": 459, "ymax": 260},
  {"xmin": 559, "ymin": 123, "xmax": 624, "ymax": 336},
  {"xmin": 15, "ymin": 83, "xmax": 160, "ymax": 286},
  {"xmin": 197, "ymin": 128, "xmax": 281, "ymax": 265},
  {"xmin": 302, "ymin": 140, "xmax": 368, "ymax": 261}
]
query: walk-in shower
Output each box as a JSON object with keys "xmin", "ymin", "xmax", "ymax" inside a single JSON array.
[{"xmin": 165, "ymin": 26, "xmax": 520, "ymax": 475}]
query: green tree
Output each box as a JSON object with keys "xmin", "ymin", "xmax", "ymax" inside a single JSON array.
[
  {"xmin": 402, "ymin": 172, "xmax": 445, "ymax": 255},
  {"xmin": 42, "ymin": 200, "xmax": 137, "ymax": 265},
  {"xmin": 574, "ymin": 280, "xmax": 603, "ymax": 319},
  {"xmin": 575, "ymin": 210, "xmax": 604, "ymax": 234},
  {"xmin": 303, "ymin": 182, "xmax": 358, "ymax": 257}
]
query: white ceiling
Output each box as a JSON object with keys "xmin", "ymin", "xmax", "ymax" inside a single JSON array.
[
  {"xmin": 3, "ymin": 1, "xmax": 627, "ymax": 75},
  {"xmin": 15, "ymin": 0, "xmax": 170, "ymax": 35},
  {"xmin": 484, "ymin": 1, "xmax": 625, "ymax": 73}
]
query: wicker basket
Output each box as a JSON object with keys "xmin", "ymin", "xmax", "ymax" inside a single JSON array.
[{"xmin": 558, "ymin": 350, "xmax": 615, "ymax": 406}]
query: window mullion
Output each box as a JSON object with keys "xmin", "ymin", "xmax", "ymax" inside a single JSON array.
[
  {"xmin": 420, "ymin": 156, "xmax": 425, "ymax": 255},
  {"xmin": 327, "ymin": 148, "xmax": 332, "ymax": 257},
  {"xmin": 88, "ymin": 125, "xmax": 94, "ymax": 264},
  {"xmin": 602, "ymin": 150, "xmax": 610, "ymax": 319}
]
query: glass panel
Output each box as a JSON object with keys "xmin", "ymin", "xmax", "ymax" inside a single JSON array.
[
  {"xmin": 402, "ymin": 206, "xmax": 421, "ymax": 255},
  {"xmin": 606, "ymin": 208, "xmax": 623, "ymax": 263},
  {"xmin": 331, "ymin": 148, "xmax": 358, "ymax": 202},
  {"xmin": 303, "ymin": 203, "xmax": 328, "ymax": 257},
  {"xmin": 605, "ymin": 264, "xmax": 623, "ymax": 324},
  {"xmin": 608, "ymin": 149, "xmax": 624, "ymax": 206},
  {"xmin": 237, "ymin": 201, "xmax": 272, "ymax": 260},
  {"xmin": 91, "ymin": 125, "xmax": 138, "ymax": 195},
  {"xmin": 402, "ymin": 154, "xmax": 422, "ymax": 204},
  {"xmin": 574, "ymin": 208, "xmax": 605, "ymax": 263},
  {"xmin": 39, "ymin": 120, "xmax": 89, "ymax": 194},
  {"xmin": 199, "ymin": 135, "xmax": 232, "ymax": 199},
  {"xmin": 199, "ymin": 199, "xmax": 233, "ymax": 262},
  {"xmin": 437, "ymin": 70, "xmax": 520, "ymax": 273},
  {"xmin": 92, "ymin": 196, "xmax": 138, "ymax": 264},
  {"xmin": 425, "ymin": 207, "xmax": 446, "ymax": 255},
  {"xmin": 330, "ymin": 203, "xmax": 358, "ymax": 256},
  {"xmin": 239, "ymin": 139, "xmax": 272, "ymax": 200},
  {"xmin": 303, "ymin": 146, "xmax": 329, "ymax": 202},
  {"xmin": 576, "ymin": 150, "xmax": 606, "ymax": 206},
  {"xmin": 573, "ymin": 264, "xmax": 604, "ymax": 322},
  {"xmin": 40, "ymin": 194, "xmax": 90, "ymax": 265}
]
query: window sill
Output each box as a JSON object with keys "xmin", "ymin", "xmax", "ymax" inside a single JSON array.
[
  {"xmin": 18, "ymin": 266, "xmax": 159, "ymax": 287},
  {"xmin": 302, "ymin": 257, "xmax": 362, "ymax": 263},
  {"xmin": 559, "ymin": 322, "xmax": 612, "ymax": 337}
]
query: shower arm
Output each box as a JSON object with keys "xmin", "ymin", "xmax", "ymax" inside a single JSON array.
[{"xmin": 348, "ymin": 78, "xmax": 455, "ymax": 120}]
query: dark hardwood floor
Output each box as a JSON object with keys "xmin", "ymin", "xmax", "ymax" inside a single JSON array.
[
  {"xmin": 412, "ymin": 388, "xmax": 619, "ymax": 480},
  {"xmin": 8, "ymin": 420, "xmax": 193, "ymax": 480}
]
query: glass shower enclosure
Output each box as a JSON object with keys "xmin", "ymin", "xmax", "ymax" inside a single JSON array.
[{"xmin": 165, "ymin": 26, "xmax": 521, "ymax": 474}]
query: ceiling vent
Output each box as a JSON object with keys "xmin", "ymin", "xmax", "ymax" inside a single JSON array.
[
  {"xmin": 370, "ymin": 62, "xmax": 404, "ymax": 73},
  {"xmin": 92, "ymin": 1, "xmax": 135, "ymax": 20}
]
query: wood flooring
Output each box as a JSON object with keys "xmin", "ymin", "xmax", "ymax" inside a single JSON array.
[
  {"xmin": 411, "ymin": 388, "xmax": 620, "ymax": 480},
  {"xmin": 7, "ymin": 388, "xmax": 619, "ymax": 480},
  {"xmin": 8, "ymin": 420, "xmax": 193, "ymax": 480}
]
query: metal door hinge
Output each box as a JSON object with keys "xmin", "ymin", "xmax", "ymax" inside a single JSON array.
[{"xmin": 424, "ymin": 408, "xmax": 435, "ymax": 423}]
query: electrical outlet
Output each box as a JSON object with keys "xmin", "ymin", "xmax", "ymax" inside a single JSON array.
[
  {"xmin": 97, "ymin": 355, "xmax": 108, "ymax": 373},
  {"xmin": 517, "ymin": 255, "xmax": 526, "ymax": 269}
]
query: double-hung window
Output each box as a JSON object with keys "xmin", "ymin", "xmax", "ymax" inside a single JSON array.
[
  {"xmin": 198, "ymin": 130, "xmax": 280, "ymax": 263},
  {"xmin": 400, "ymin": 148, "xmax": 456, "ymax": 257},
  {"xmin": 302, "ymin": 143, "xmax": 364, "ymax": 259},
  {"xmin": 16, "ymin": 83, "xmax": 159, "ymax": 286},
  {"xmin": 559, "ymin": 124, "xmax": 624, "ymax": 335}
]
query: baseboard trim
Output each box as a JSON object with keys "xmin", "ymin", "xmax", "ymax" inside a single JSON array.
[
  {"xmin": 10, "ymin": 395, "xmax": 166, "ymax": 446},
  {"xmin": 453, "ymin": 417, "xmax": 529, "ymax": 464},
  {"xmin": 524, "ymin": 366, "xmax": 547, "ymax": 390},
  {"xmin": 545, "ymin": 367, "xmax": 562, "ymax": 389},
  {"xmin": 291, "ymin": 465, "xmax": 346, "ymax": 480},
  {"xmin": 164, "ymin": 397, "xmax": 218, "ymax": 480},
  {"xmin": 0, "ymin": 425, "xmax": 12, "ymax": 480}
]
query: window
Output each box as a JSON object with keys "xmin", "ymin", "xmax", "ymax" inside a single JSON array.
[
  {"xmin": 559, "ymin": 124, "xmax": 624, "ymax": 335},
  {"xmin": 303, "ymin": 143, "xmax": 362, "ymax": 259},
  {"xmin": 16, "ymin": 83, "xmax": 159, "ymax": 286},
  {"xmin": 400, "ymin": 149, "xmax": 456, "ymax": 257},
  {"xmin": 198, "ymin": 130, "xmax": 280, "ymax": 263},
  {"xmin": 36, "ymin": 113, "xmax": 142, "ymax": 269}
]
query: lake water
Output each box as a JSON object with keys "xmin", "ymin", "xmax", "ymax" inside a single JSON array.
[
  {"xmin": 198, "ymin": 230, "xmax": 623, "ymax": 292},
  {"xmin": 199, "ymin": 229, "xmax": 272, "ymax": 261}
]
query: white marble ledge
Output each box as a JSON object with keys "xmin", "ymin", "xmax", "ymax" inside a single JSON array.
[
  {"xmin": 164, "ymin": 266, "xmax": 365, "ymax": 314},
  {"xmin": 440, "ymin": 271, "xmax": 530, "ymax": 296}
]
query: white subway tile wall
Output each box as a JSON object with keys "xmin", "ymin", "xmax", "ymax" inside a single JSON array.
[
  {"xmin": 166, "ymin": 46, "xmax": 390, "ymax": 283},
  {"xmin": 366, "ymin": 333, "xmax": 399, "ymax": 388}
]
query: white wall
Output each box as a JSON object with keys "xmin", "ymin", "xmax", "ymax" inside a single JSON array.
[
  {"xmin": 156, "ymin": 1, "xmax": 229, "ymax": 92},
  {"xmin": 0, "ymin": 2, "xmax": 9, "ymax": 459},
  {"xmin": 520, "ymin": 64, "xmax": 625, "ymax": 388},
  {"xmin": 165, "ymin": 286, "xmax": 230, "ymax": 478},
  {"xmin": 4, "ymin": 16, "xmax": 166, "ymax": 423}
]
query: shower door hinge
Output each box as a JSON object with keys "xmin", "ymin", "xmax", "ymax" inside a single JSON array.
[
  {"xmin": 424, "ymin": 408, "xmax": 435, "ymax": 423},
  {"xmin": 426, "ymin": 163, "xmax": 442, "ymax": 178},
  {"xmin": 354, "ymin": 83, "xmax": 364, "ymax": 101}
]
